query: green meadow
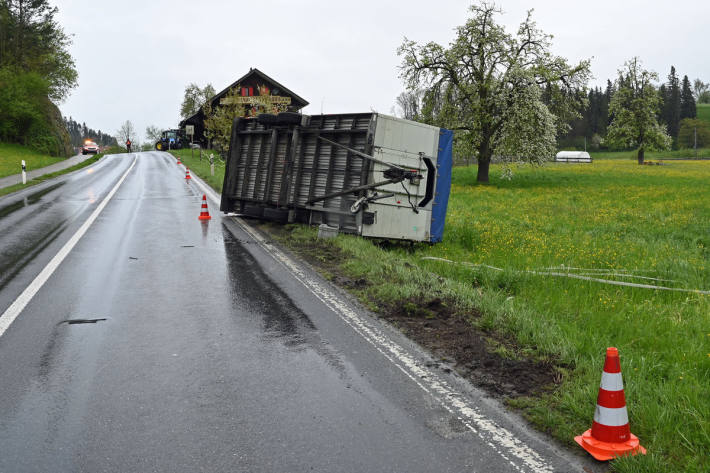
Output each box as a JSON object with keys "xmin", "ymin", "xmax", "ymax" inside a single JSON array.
[
  {"xmin": 590, "ymin": 148, "xmax": 710, "ymax": 160},
  {"xmin": 276, "ymin": 160, "xmax": 709, "ymax": 473},
  {"xmin": 178, "ymin": 146, "xmax": 709, "ymax": 472}
]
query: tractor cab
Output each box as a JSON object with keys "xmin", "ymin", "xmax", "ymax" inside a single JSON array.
[{"xmin": 155, "ymin": 129, "xmax": 185, "ymax": 151}]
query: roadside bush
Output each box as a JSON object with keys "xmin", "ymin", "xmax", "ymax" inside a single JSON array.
[
  {"xmin": 0, "ymin": 67, "xmax": 68, "ymax": 156},
  {"xmin": 0, "ymin": 68, "xmax": 48, "ymax": 142}
]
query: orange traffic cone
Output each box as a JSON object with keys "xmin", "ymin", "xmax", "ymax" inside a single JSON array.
[
  {"xmin": 177, "ymin": 157, "xmax": 182, "ymax": 165},
  {"xmin": 575, "ymin": 347, "xmax": 646, "ymax": 461},
  {"xmin": 185, "ymin": 167, "xmax": 191, "ymax": 180},
  {"xmin": 198, "ymin": 194, "xmax": 211, "ymax": 220}
]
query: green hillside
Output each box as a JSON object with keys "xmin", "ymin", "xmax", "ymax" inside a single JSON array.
[
  {"xmin": 697, "ymin": 103, "xmax": 710, "ymax": 124},
  {"xmin": 0, "ymin": 142, "xmax": 64, "ymax": 178}
]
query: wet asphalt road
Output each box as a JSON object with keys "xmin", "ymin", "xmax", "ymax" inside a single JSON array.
[{"xmin": 0, "ymin": 152, "xmax": 594, "ymax": 472}]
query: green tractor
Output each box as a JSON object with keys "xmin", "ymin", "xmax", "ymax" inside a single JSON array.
[{"xmin": 155, "ymin": 129, "xmax": 188, "ymax": 151}]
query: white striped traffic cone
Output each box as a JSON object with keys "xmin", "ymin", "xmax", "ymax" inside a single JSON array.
[
  {"xmin": 198, "ymin": 194, "xmax": 211, "ymax": 220},
  {"xmin": 185, "ymin": 167, "xmax": 192, "ymax": 180},
  {"xmin": 575, "ymin": 347, "xmax": 646, "ymax": 460}
]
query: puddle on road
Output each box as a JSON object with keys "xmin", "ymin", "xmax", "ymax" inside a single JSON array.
[
  {"xmin": 222, "ymin": 224, "xmax": 348, "ymax": 380},
  {"xmin": 0, "ymin": 200, "xmax": 25, "ymax": 219},
  {"xmin": 0, "ymin": 219, "xmax": 69, "ymax": 292},
  {"xmin": 0, "ymin": 182, "xmax": 68, "ymax": 219},
  {"xmin": 26, "ymin": 182, "xmax": 66, "ymax": 204}
]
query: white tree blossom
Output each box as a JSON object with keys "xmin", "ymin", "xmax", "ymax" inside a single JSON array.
[{"xmin": 398, "ymin": 2, "xmax": 590, "ymax": 182}]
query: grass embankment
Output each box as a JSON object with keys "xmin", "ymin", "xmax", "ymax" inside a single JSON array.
[
  {"xmin": 184, "ymin": 153, "xmax": 708, "ymax": 472},
  {"xmin": 168, "ymin": 148, "xmax": 226, "ymax": 192},
  {"xmin": 0, "ymin": 142, "xmax": 65, "ymax": 178},
  {"xmin": 0, "ymin": 145, "xmax": 124, "ymax": 198}
]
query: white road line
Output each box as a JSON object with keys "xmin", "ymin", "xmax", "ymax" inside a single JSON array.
[
  {"xmin": 0, "ymin": 156, "xmax": 138, "ymax": 338},
  {"xmin": 190, "ymin": 175, "xmax": 554, "ymax": 472}
]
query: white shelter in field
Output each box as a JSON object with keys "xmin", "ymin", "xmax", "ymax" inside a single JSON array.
[{"xmin": 555, "ymin": 151, "xmax": 592, "ymax": 163}]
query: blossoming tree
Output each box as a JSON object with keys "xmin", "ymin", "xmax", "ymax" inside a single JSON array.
[{"xmin": 398, "ymin": 2, "xmax": 591, "ymax": 182}]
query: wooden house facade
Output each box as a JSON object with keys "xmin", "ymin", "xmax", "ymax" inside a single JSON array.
[{"xmin": 180, "ymin": 68, "xmax": 308, "ymax": 145}]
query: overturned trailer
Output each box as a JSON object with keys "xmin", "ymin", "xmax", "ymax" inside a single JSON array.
[{"xmin": 220, "ymin": 112, "xmax": 453, "ymax": 242}]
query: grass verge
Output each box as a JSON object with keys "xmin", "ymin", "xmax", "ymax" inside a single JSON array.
[
  {"xmin": 168, "ymin": 148, "xmax": 226, "ymax": 193},
  {"xmin": 0, "ymin": 142, "xmax": 66, "ymax": 178},
  {"xmin": 186, "ymin": 157, "xmax": 709, "ymax": 473},
  {"xmin": 0, "ymin": 152, "xmax": 107, "ymax": 198}
]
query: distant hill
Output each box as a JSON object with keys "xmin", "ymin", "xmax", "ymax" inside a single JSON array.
[{"xmin": 697, "ymin": 103, "xmax": 710, "ymax": 125}]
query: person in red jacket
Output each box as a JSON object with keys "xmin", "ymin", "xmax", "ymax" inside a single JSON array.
[{"xmin": 126, "ymin": 138, "xmax": 132, "ymax": 153}]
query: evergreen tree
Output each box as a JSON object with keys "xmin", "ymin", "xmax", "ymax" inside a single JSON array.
[
  {"xmin": 664, "ymin": 66, "xmax": 681, "ymax": 139},
  {"xmin": 63, "ymin": 116, "xmax": 116, "ymax": 147},
  {"xmin": 557, "ymin": 84, "xmax": 611, "ymax": 149},
  {"xmin": 658, "ymin": 84, "xmax": 667, "ymax": 124},
  {"xmin": 680, "ymin": 75, "xmax": 696, "ymax": 119},
  {"xmin": 604, "ymin": 80, "xmax": 614, "ymax": 128}
]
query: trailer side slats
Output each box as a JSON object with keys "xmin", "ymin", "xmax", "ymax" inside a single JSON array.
[{"xmin": 221, "ymin": 113, "xmax": 451, "ymax": 242}]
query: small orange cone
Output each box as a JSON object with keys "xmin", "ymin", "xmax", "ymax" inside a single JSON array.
[
  {"xmin": 575, "ymin": 347, "xmax": 646, "ymax": 461},
  {"xmin": 185, "ymin": 167, "xmax": 191, "ymax": 180},
  {"xmin": 177, "ymin": 157, "xmax": 182, "ymax": 165},
  {"xmin": 198, "ymin": 194, "xmax": 211, "ymax": 220}
]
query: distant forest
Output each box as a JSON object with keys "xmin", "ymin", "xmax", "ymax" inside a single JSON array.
[
  {"xmin": 560, "ymin": 67, "xmax": 707, "ymax": 150},
  {"xmin": 64, "ymin": 117, "xmax": 117, "ymax": 148}
]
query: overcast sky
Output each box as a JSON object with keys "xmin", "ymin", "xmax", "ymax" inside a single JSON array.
[{"xmin": 56, "ymin": 0, "xmax": 709, "ymax": 144}]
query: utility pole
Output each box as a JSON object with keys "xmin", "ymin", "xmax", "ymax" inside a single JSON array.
[{"xmin": 694, "ymin": 126, "xmax": 697, "ymax": 158}]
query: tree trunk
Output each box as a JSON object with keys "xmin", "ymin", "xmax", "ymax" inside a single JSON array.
[
  {"xmin": 637, "ymin": 147, "xmax": 645, "ymax": 165},
  {"xmin": 477, "ymin": 158, "xmax": 490, "ymax": 183},
  {"xmin": 477, "ymin": 138, "xmax": 493, "ymax": 183}
]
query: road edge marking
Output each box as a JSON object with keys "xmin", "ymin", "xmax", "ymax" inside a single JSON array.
[
  {"xmin": 190, "ymin": 174, "xmax": 555, "ymax": 473},
  {"xmin": 0, "ymin": 156, "xmax": 138, "ymax": 338}
]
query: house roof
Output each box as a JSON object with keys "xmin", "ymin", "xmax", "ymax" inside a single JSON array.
[{"xmin": 180, "ymin": 68, "xmax": 309, "ymax": 126}]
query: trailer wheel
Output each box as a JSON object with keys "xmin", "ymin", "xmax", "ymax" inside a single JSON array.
[
  {"xmin": 276, "ymin": 112, "xmax": 302, "ymax": 125},
  {"xmin": 156, "ymin": 142, "xmax": 163, "ymax": 151},
  {"xmin": 257, "ymin": 113, "xmax": 279, "ymax": 126}
]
